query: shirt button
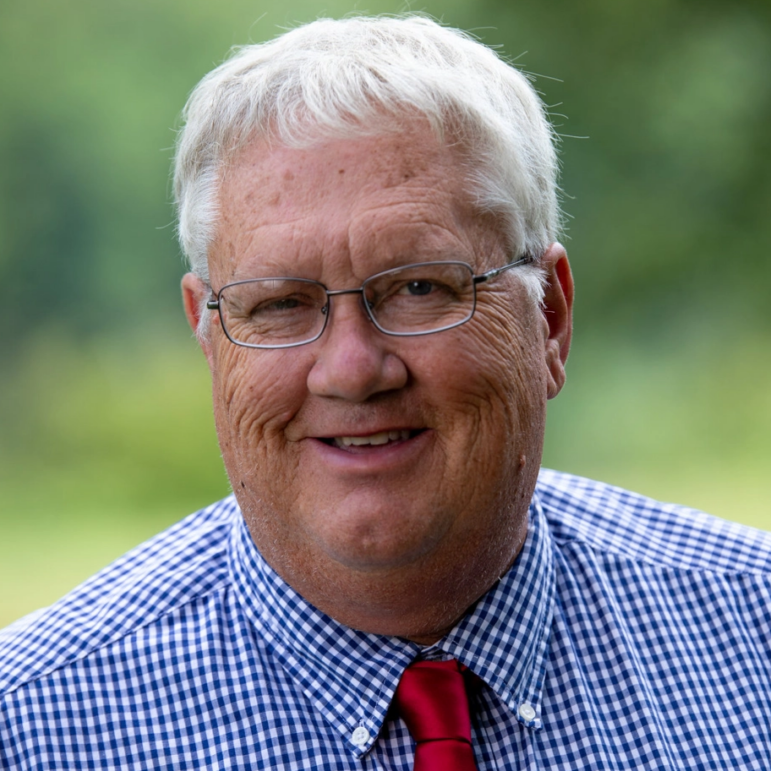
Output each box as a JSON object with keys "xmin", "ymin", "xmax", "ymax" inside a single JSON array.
[
  {"xmin": 351, "ymin": 726, "xmax": 370, "ymax": 747},
  {"xmin": 518, "ymin": 703, "xmax": 536, "ymax": 721}
]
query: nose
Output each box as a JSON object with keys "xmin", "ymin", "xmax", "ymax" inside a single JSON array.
[{"xmin": 306, "ymin": 293, "xmax": 408, "ymax": 402}]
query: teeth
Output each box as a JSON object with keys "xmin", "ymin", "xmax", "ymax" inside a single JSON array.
[{"xmin": 335, "ymin": 430, "xmax": 410, "ymax": 448}]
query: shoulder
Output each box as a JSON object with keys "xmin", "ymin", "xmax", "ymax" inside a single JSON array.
[
  {"xmin": 536, "ymin": 468, "xmax": 771, "ymax": 575},
  {"xmin": 0, "ymin": 496, "xmax": 240, "ymax": 697}
]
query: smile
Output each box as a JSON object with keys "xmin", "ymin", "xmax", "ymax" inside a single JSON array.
[{"xmin": 325, "ymin": 430, "xmax": 415, "ymax": 448}]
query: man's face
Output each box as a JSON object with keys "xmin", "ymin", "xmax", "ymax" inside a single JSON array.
[{"xmin": 183, "ymin": 121, "xmax": 571, "ymax": 638}]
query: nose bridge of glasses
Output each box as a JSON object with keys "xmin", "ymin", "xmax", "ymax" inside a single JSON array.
[
  {"xmin": 324, "ymin": 286, "xmax": 374, "ymax": 316},
  {"xmin": 325, "ymin": 287, "xmax": 366, "ymax": 298}
]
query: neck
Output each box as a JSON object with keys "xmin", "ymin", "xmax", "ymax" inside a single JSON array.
[{"xmin": 246, "ymin": 509, "xmax": 529, "ymax": 644}]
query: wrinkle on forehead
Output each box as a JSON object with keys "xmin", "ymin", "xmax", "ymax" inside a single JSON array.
[{"xmin": 209, "ymin": 122, "xmax": 505, "ymax": 288}]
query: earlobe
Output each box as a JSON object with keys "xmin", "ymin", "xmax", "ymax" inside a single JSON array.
[{"xmin": 539, "ymin": 243, "xmax": 574, "ymax": 399}]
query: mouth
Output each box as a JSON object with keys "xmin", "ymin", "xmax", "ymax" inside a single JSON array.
[{"xmin": 319, "ymin": 429, "xmax": 420, "ymax": 449}]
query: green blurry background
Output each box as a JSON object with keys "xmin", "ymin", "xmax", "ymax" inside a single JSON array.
[{"xmin": 2, "ymin": 0, "xmax": 770, "ymax": 628}]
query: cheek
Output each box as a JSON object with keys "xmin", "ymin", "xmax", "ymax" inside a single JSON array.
[
  {"xmin": 440, "ymin": 306, "xmax": 544, "ymax": 419},
  {"xmin": 211, "ymin": 344, "xmax": 307, "ymax": 466},
  {"xmin": 426, "ymin": 297, "xmax": 548, "ymax": 476}
]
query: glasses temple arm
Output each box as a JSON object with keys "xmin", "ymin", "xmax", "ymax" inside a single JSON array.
[{"xmin": 473, "ymin": 253, "xmax": 536, "ymax": 285}]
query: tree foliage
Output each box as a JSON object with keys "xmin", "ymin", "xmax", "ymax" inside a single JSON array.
[{"xmin": 2, "ymin": 0, "xmax": 769, "ymax": 351}]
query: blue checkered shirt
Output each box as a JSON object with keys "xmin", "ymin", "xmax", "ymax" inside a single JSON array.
[{"xmin": 2, "ymin": 469, "xmax": 771, "ymax": 769}]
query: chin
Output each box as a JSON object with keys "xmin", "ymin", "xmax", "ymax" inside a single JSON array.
[{"xmin": 315, "ymin": 512, "xmax": 446, "ymax": 573}]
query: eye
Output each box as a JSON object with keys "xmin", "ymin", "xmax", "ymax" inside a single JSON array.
[
  {"xmin": 400, "ymin": 280, "xmax": 435, "ymax": 297},
  {"xmin": 258, "ymin": 297, "xmax": 303, "ymax": 313},
  {"xmin": 248, "ymin": 288, "xmax": 322, "ymax": 316},
  {"xmin": 233, "ymin": 291, "xmax": 319, "ymax": 320}
]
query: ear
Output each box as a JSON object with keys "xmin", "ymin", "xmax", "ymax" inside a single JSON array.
[
  {"xmin": 539, "ymin": 243, "xmax": 574, "ymax": 399},
  {"xmin": 181, "ymin": 272, "xmax": 215, "ymax": 367}
]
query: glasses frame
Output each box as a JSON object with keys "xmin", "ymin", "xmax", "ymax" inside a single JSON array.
[{"xmin": 206, "ymin": 253, "xmax": 535, "ymax": 350}]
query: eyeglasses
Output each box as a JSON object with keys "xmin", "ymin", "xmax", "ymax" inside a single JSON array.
[{"xmin": 206, "ymin": 255, "xmax": 535, "ymax": 349}]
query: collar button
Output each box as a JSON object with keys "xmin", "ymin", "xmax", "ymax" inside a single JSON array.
[
  {"xmin": 351, "ymin": 726, "xmax": 370, "ymax": 747},
  {"xmin": 518, "ymin": 703, "xmax": 536, "ymax": 721}
]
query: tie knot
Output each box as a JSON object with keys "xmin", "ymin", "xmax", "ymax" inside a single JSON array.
[{"xmin": 394, "ymin": 659, "xmax": 473, "ymax": 743}]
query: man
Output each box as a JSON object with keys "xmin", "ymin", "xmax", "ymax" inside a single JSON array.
[{"xmin": 2, "ymin": 15, "xmax": 770, "ymax": 770}]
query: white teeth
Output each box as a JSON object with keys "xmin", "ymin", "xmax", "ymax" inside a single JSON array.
[{"xmin": 334, "ymin": 430, "xmax": 410, "ymax": 448}]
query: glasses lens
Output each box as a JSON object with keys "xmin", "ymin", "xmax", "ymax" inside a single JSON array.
[
  {"xmin": 219, "ymin": 279, "xmax": 327, "ymax": 347},
  {"xmin": 363, "ymin": 262, "xmax": 475, "ymax": 334}
]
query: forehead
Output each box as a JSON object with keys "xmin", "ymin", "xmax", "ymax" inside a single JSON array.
[{"xmin": 209, "ymin": 122, "xmax": 497, "ymax": 284}]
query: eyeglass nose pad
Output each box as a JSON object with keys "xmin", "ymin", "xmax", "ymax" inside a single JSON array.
[{"xmin": 319, "ymin": 292, "xmax": 375, "ymax": 327}]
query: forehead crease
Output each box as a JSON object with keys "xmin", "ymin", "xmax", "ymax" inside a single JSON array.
[
  {"xmin": 214, "ymin": 125, "xmax": 487, "ymax": 281},
  {"xmin": 350, "ymin": 211, "xmax": 466, "ymax": 256},
  {"xmin": 346, "ymin": 184, "xmax": 483, "ymax": 255}
]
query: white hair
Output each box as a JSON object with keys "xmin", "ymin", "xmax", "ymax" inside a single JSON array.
[{"xmin": 174, "ymin": 15, "xmax": 561, "ymax": 306}]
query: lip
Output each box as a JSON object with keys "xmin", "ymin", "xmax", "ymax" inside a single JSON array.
[{"xmin": 305, "ymin": 428, "xmax": 431, "ymax": 473}]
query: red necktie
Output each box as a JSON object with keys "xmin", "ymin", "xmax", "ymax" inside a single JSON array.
[{"xmin": 394, "ymin": 659, "xmax": 478, "ymax": 770}]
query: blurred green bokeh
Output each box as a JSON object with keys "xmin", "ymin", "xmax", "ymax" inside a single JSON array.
[{"xmin": 2, "ymin": 0, "xmax": 770, "ymax": 628}]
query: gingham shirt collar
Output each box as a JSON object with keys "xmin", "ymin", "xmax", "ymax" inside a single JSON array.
[{"xmin": 228, "ymin": 495, "xmax": 554, "ymax": 757}]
